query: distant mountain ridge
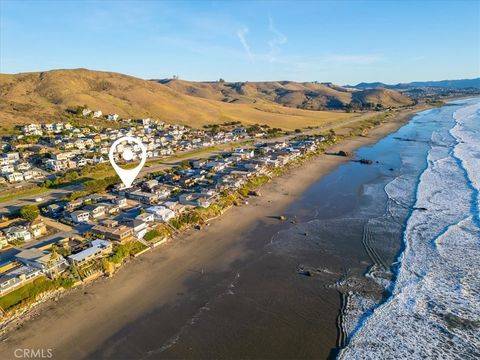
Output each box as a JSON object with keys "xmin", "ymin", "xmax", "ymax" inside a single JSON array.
[
  {"xmin": 352, "ymin": 78, "xmax": 480, "ymax": 89},
  {"xmin": 157, "ymin": 79, "xmax": 412, "ymax": 110}
]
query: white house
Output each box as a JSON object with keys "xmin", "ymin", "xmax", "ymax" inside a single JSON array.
[
  {"xmin": 136, "ymin": 212, "xmax": 154, "ymax": 223},
  {"xmin": 92, "ymin": 110, "xmax": 103, "ymax": 118},
  {"xmin": 82, "ymin": 108, "xmax": 92, "ymax": 116},
  {"xmin": 146, "ymin": 206, "xmax": 175, "ymax": 222},
  {"xmin": 4, "ymin": 226, "xmax": 32, "ymax": 242},
  {"xmin": 70, "ymin": 210, "xmax": 90, "ymax": 223},
  {"xmin": 67, "ymin": 239, "xmax": 112, "ymax": 266},
  {"xmin": 7, "ymin": 172, "xmax": 24, "ymax": 183},
  {"xmin": 0, "ymin": 164, "xmax": 14, "ymax": 174},
  {"xmin": 126, "ymin": 220, "xmax": 148, "ymax": 239}
]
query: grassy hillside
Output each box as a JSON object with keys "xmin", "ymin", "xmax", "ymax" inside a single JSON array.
[
  {"xmin": 158, "ymin": 79, "xmax": 411, "ymax": 110},
  {"xmin": 0, "ymin": 69, "xmax": 364, "ymax": 131}
]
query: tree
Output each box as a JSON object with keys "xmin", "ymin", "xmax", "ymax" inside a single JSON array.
[{"xmin": 20, "ymin": 205, "xmax": 39, "ymax": 221}]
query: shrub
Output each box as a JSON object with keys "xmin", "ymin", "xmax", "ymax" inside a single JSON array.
[
  {"xmin": 20, "ymin": 205, "xmax": 39, "ymax": 221},
  {"xmin": 144, "ymin": 229, "xmax": 161, "ymax": 241}
]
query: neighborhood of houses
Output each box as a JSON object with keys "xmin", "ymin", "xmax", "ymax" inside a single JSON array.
[
  {"xmin": 0, "ymin": 111, "xmax": 331, "ymax": 309},
  {"xmin": 0, "ymin": 112, "xmax": 251, "ymax": 185}
]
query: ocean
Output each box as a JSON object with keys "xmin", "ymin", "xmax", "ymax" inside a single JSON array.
[{"xmin": 340, "ymin": 98, "xmax": 480, "ymax": 359}]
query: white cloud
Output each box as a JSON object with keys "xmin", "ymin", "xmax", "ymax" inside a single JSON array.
[
  {"xmin": 237, "ymin": 26, "xmax": 255, "ymax": 63},
  {"xmin": 267, "ymin": 16, "xmax": 287, "ymax": 62}
]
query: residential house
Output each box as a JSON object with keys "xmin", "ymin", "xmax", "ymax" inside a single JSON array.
[
  {"xmin": 70, "ymin": 210, "xmax": 90, "ymax": 223},
  {"xmin": 112, "ymin": 197, "xmax": 128, "ymax": 208},
  {"xmin": 0, "ymin": 264, "xmax": 42, "ymax": 296},
  {"xmin": 179, "ymin": 192, "xmax": 216, "ymax": 208},
  {"xmin": 0, "ymin": 234, "xmax": 8, "ymax": 249},
  {"xmin": 83, "ymin": 204, "xmax": 106, "ymax": 220},
  {"xmin": 92, "ymin": 220, "xmax": 133, "ymax": 242},
  {"xmin": 135, "ymin": 212, "xmax": 154, "ymax": 223},
  {"xmin": 15, "ymin": 248, "xmax": 68, "ymax": 278},
  {"xmin": 4, "ymin": 226, "xmax": 32, "ymax": 242},
  {"xmin": 66, "ymin": 199, "xmax": 83, "ymax": 212},
  {"xmin": 6, "ymin": 172, "xmax": 24, "ymax": 183},
  {"xmin": 125, "ymin": 219, "xmax": 148, "ymax": 239},
  {"xmin": 82, "ymin": 108, "xmax": 92, "ymax": 116},
  {"xmin": 0, "ymin": 164, "xmax": 14, "ymax": 174},
  {"xmin": 146, "ymin": 206, "xmax": 175, "ymax": 222},
  {"xmin": 29, "ymin": 219, "xmax": 47, "ymax": 238},
  {"xmin": 67, "ymin": 239, "xmax": 112, "ymax": 266},
  {"xmin": 127, "ymin": 190, "xmax": 159, "ymax": 205}
]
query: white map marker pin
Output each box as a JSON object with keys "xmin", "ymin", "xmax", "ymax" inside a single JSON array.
[{"xmin": 109, "ymin": 136, "xmax": 147, "ymax": 188}]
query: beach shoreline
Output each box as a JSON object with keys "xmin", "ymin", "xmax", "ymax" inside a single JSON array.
[{"xmin": 0, "ymin": 104, "xmax": 430, "ymax": 359}]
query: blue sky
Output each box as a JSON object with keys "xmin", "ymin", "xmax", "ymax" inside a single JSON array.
[{"xmin": 0, "ymin": 0, "xmax": 479, "ymax": 84}]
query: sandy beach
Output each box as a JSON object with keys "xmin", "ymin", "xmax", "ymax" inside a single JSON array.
[{"xmin": 0, "ymin": 106, "xmax": 425, "ymax": 360}]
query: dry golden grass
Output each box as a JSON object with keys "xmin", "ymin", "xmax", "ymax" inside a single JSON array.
[{"xmin": 0, "ymin": 68, "xmax": 361, "ymax": 130}]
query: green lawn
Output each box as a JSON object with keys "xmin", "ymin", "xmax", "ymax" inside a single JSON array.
[{"xmin": 0, "ymin": 277, "xmax": 57, "ymax": 312}]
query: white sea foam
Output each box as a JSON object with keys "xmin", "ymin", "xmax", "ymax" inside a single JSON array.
[{"xmin": 340, "ymin": 99, "xmax": 480, "ymax": 359}]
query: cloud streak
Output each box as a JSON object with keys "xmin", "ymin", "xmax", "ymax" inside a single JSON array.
[
  {"xmin": 237, "ymin": 26, "xmax": 254, "ymax": 63},
  {"xmin": 267, "ymin": 16, "xmax": 287, "ymax": 62}
]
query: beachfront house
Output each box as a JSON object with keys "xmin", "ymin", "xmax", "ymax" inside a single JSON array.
[
  {"xmin": 91, "ymin": 220, "xmax": 133, "ymax": 243},
  {"xmin": 125, "ymin": 219, "xmax": 148, "ymax": 239},
  {"xmin": 0, "ymin": 264, "xmax": 42, "ymax": 296},
  {"xmin": 15, "ymin": 248, "xmax": 68, "ymax": 278},
  {"xmin": 146, "ymin": 206, "xmax": 175, "ymax": 222},
  {"xmin": 67, "ymin": 239, "xmax": 113, "ymax": 266},
  {"xmin": 178, "ymin": 192, "xmax": 216, "ymax": 208}
]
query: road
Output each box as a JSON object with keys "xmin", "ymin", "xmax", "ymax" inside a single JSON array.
[{"xmin": 0, "ymin": 184, "xmax": 82, "ymax": 217}]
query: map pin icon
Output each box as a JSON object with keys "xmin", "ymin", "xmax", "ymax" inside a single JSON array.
[{"xmin": 109, "ymin": 136, "xmax": 147, "ymax": 188}]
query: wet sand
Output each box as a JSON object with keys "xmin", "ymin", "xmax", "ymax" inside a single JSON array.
[{"xmin": 0, "ymin": 109, "xmax": 421, "ymax": 360}]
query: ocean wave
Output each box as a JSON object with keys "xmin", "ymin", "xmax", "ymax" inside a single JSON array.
[{"xmin": 340, "ymin": 99, "xmax": 480, "ymax": 359}]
